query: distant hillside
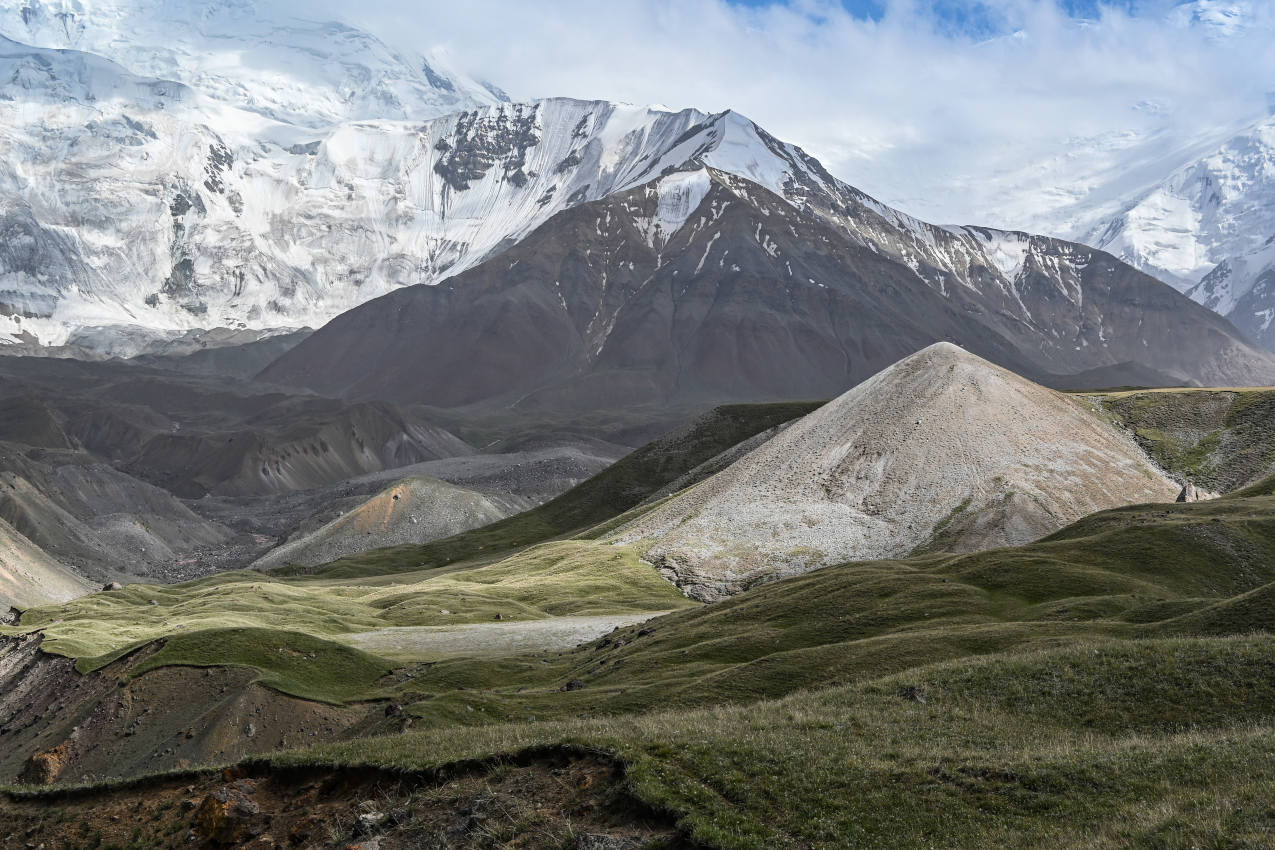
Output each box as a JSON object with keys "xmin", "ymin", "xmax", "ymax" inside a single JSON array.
[{"xmin": 283, "ymin": 400, "xmax": 821, "ymax": 579}]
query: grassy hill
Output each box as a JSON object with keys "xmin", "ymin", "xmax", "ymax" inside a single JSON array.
[
  {"xmin": 275, "ymin": 634, "xmax": 1275, "ymax": 849},
  {"xmin": 261, "ymin": 478, "xmax": 1275, "ymax": 847},
  {"xmin": 1093, "ymin": 387, "xmax": 1275, "ymax": 491}
]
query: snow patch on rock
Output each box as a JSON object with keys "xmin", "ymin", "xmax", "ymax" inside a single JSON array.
[{"xmin": 650, "ymin": 169, "xmax": 711, "ymax": 245}]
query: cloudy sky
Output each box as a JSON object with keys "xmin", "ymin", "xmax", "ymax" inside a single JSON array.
[{"xmin": 337, "ymin": 0, "xmax": 1272, "ymax": 234}]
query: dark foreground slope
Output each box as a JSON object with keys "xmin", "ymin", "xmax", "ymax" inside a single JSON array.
[{"xmin": 5, "ymin": 480, "xmax": 1275, "ymax": 847}]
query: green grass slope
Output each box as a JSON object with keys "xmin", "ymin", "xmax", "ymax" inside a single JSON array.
[
  {"xmin": 11, "ymin": 466, "xmax": 1275, "ymax": 847},
  {"xmin": 1095, "ymin": 387, "xmax": 1275, "ymax": 491},
  {"xmin": 319, "ymin": 482, "xmax": 1269, "ymax": 727},
  {"xmin": 281, "ymin": 635, "xmax": 1275, "ymax": 849},
  {"xmin": 15, "ymin": 478, "xmax": 1275, "ymax": 720},
  {"xmin": 121, "ymin": 628, "xmax": 394, "ymax": 704},
  {"xmin": 12, "ymin": 541, "xmax": 696, "ymax": 668}
]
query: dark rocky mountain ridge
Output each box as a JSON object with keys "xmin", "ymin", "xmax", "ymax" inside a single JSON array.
[{"xmin": 261, "ymin": 165, "xmax": 1275, "ymax": 414}]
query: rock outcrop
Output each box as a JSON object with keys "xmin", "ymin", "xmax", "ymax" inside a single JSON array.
[{"xmin": 1177, "ymin": 483, "xmax": 1220, "ymax": 503}]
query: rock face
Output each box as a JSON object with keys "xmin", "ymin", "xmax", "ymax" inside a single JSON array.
[
  {"xmin": 19, "ymin": 741, "xmax": 71, "ymax": 785},
  {"xmin": 194, "ymin": 782, "xmax": 264, "ymax": 845},
  {"xmin": 610, "ymin": 343, "xmax": 1182, "ymax": 601},
  {"xmin": 260, "ymin": 167, "xmax": 1275, "ymax": 414},
  {"xmin": 1177, "ymin": 483, "xmax": 1220, "ymax": 503},
  {"xmin": 252, "ymin": 476, "xmax": 510, "ymax": 570}
]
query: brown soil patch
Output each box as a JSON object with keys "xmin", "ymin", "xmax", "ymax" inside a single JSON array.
[
  {"xmin": 0, "ymin": 635, "xmax": 372, "ymax": 786},
  {"xmin": 0, "ymin": 750, "xmax": 685, "ymax": 849}
]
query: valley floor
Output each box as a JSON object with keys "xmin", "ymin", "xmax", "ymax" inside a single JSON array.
[{"xmin": 3, "ymin": 386, "xmax": 1275, "ymax": 848}]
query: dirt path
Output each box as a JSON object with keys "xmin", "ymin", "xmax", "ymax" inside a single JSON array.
[{"xmin": 341, "ymin": 612, "xmax": 672, "ymax": 658}]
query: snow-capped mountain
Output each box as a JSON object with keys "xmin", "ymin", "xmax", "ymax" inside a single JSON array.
[
  {"xmin": 1085, "ymin": 113, "xmax": 1275, "ymax": 289},
  {"xmin": 0, "ymin": 19, "xmax": 1118, "ymax": 354},
  {"xmin": 0, "ymin": 0, "xmax": 524, "ymax": 347},
  {"xmin": 0, "ymin": 0, "xmax": 506, "ymax": 127},
  {"xmin": 1082, "ymin": 113, "xmax": 1275, "ymax": 350},
  {"xmin": 260, "ymin": 157, "xmax": 1275, "ymax": 412},
  {"xmin": 0, "ymin": 0, "xmax": 1272, "ymax": 380},
  {"xmin": 821, "ymin": 1, "xmax": 1270, "ymax": 244},
  {"xmin": 1187, "ymin": 235, "xmax": 1275, "ymax": 350},
  {"xmin": 2, "ymin": 0, "xmax": 950, "ymax": 350},
  {"xmin": 0, "ymin": 42, "xmax": 779, "ymax": 346}
]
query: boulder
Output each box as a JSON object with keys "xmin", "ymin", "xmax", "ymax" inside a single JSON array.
[
  {"xmin": 194, "ymin": 785, "xmax": 264, "ymax": 845},
  {"xmin": 19, "ymin": 741, "xmax": 72, "ymax": 785},
  {"xmin": 1177, "ymin": 483, "xmax": 1220, "ymax": 503},
  {"xmin": 355, "ymin": 811, "xmax": 389, "ymax": 835},
  {"xmin": 576, "ymin": 835, "xmax": 645, "ymax": 850}
]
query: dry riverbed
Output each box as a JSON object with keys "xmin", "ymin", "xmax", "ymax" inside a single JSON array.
[{"xmin": 340, "ymin": 613, "xmax": 672, "ymax": 660}]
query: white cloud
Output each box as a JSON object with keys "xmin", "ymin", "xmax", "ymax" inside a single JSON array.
[{"xmin": 311, "ymin": 0, "xmax": 1274, "ymax": 234}]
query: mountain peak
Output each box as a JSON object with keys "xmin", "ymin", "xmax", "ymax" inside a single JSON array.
[
  {"xmin": 911, "ymin": 340, "xmax": 973, "ymax": 360},
  {"xmin": 610, "ymin": 344, "xmax": 1181, "ymax": 600}
]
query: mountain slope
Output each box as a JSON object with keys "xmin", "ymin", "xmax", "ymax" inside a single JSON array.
[
  {"xmin": 610, "ymin": 343, "xmax": 1180, "ymax": 600},
  {"xmin": 1096, "ymin": 386, "xmax": 1275, "ymax": 493},
  {"xmin": 0, "ymin": 444, "xmax": 236, "ymax": 582},
  {"xmin": 293, "ymin": 401, "xmax": 821, "ymax": 580},
  {"xmin": 1085, "ymin": 114, "xmax": 1275, "ymax": 290},
  {"xmin": 251, "ymin": 476, "xmax": 509, "ymax": 571},
  {"xmin": 1187, "ymin": 234, "xmax": 1275, "ymax": 350},
  {"xmin": 0, "ymin": 516, "xmax": 91, "ymax": 609},
  {"xmin": 259, "ymin": 163, "xmax": 1275, "ymax": 411},
  {"xmin": 0, "ymin": 356, "xmax": 477, "ymax": 499},
  {"xmin": 1082, "ymin": 113, "xmax": 1275, "ymax": 351}
]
